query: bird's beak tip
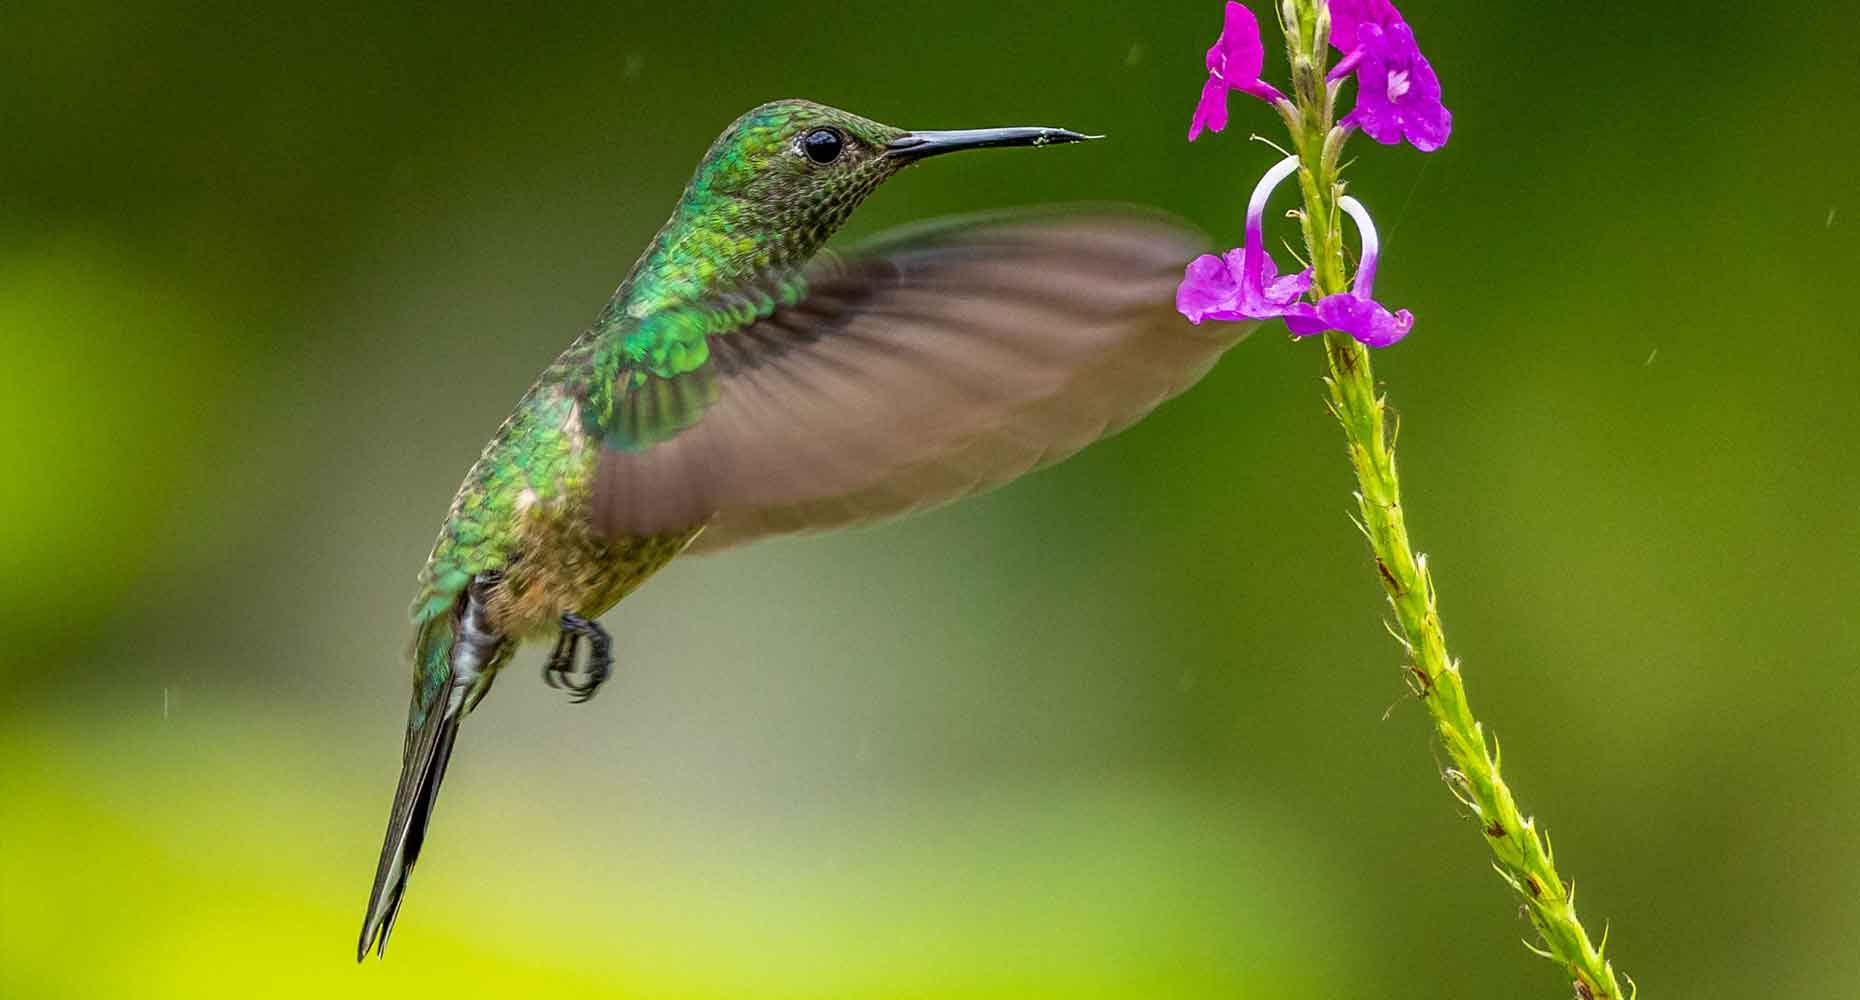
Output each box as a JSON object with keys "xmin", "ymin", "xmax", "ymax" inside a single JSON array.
[{"xmin": 886, "ymin": 126, "xmax": 1104, "ymax": 162}]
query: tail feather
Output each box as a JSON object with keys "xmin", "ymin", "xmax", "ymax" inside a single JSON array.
[
  {"xmin": 358, "ymin": 695, "xmax": 460, "ymax": 960},
  {"xmin": 359, "ymin": 588, "xmax": 504, "ymax": 961}
]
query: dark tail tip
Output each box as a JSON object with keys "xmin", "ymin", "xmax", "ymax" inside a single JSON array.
[
  {"xmin": 358, "ymin": 704, "xmax": 460, "ymax": 961},
  {"xmin": 356, "ymin": 870, "xmax": 407, "ymax": 961},
  {"xmin": 356, "ymin": 867, "xmax": 409, "ymax": 961}
]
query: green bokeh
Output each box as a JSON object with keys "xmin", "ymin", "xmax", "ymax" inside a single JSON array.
[{"xmin": 3, "ymin": 3, "xmax": 1855, "ymax": 997}]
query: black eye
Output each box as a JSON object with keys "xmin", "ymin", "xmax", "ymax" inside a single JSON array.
[{"xmin": 802, "ymin": 128, "xmax": 844, "ymax": 164}]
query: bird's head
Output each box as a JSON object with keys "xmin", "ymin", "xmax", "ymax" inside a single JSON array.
[
  {"xmin": 619, "ymin": 99, "xmax": 1098, "ymax": 313},
  {"xmin": 695, "ymin": 101, "xmax": 906, "ymax": 224}
]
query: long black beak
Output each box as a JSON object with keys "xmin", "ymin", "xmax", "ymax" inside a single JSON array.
[{"xmin": 884, "ymin": 126, "xmax": 1101, "ymax": 163}]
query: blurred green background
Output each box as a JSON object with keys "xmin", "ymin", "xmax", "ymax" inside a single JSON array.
[{"xmin": 3, "ymin": 2, "xmax": 1856, "ymax": 997}]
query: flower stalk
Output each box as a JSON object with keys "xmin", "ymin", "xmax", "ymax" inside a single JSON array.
[{"xmin": 1275, "ymin": 2, "xmax": 1633, "ymax": 996}]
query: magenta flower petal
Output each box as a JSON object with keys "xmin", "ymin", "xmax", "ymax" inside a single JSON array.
[
  {"xmin": 1286, "ymin": 294, "xmax": 1414, "ymax": 347},
  {"xmin": 1188, "ymin": 76, "xmax": 1230, "ymax": 143},
  {"xmin": 1236, "ymin": 246, "xmax": 1314, "ymax": 317},
  {"xmin": 1212, "ymin": 2, "xmax": 1269, "ymax": 88},
  {"xmin": 1341, "ymin": 22, "xmax": 1452, "ymax": 152},
  {"xmin": 1187, "ymin": 1, "xmax": 1287, "ymax": 141},
  {"xmin": 1259, "ymin": 255, "xmax": 1315, "ymax": 308},
  {"xmin": 1327, "ymin": 0, "xmax": 1404, "ymax": 53},
  {"xmin": 1177, "ymin": 247, "xmax": 1313, "ymax": 325},
  {"xmin": 1177, "ymin": 252, "xmax": 1244, "ymax": 323}
]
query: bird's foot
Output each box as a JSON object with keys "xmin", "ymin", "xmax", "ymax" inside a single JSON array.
[
  {"xmin": 540, "ymin": 628, "xmax": 579, "ymax": 688},
  {"xmin": 541, "ymin": 613, "xmax": 613, "ymax": 704}
]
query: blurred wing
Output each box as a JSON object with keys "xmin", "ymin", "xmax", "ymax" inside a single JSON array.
[{"xmin": 586, "ymin": 208, "xmax": 1255, "ymax": 553}]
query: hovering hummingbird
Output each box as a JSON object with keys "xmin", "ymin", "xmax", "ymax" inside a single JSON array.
[{"xmin": 358, "ymin": 99, "xmax": 1256, "ymax": 959}]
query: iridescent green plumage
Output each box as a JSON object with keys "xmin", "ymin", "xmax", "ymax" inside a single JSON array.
[
  {"xmin": 409, "ymin": 104, "xmax": 905, "ymax": 643},
  {"xmin": 360, "ymin": 99, "xmax": 1253, "ymax": 960}
]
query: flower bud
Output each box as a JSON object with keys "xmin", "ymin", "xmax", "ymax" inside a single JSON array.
[
  {"xmin": 1321, "ymin": 124, "xmax": 1350, "ymax": 173},
  {"xmin": 1291, "ymin": 53, "xmax": 1324, "ymax": 109},
  {"xmin": 1310, "ymin": 0, "xmax": 1332, "ymax": 64}
]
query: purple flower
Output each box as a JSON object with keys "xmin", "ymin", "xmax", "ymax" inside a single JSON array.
[
  {"xmin": 1189, "ymin": 2, "xmax": 1289, "ymax": 142},
  {"xmin": 1177, "ymin": 156, "xmax": 1315, "ymax": 323},
  {"xmin": 1326, "ymin": 0, "xmax": 1452, "ymax": 152},
  {"xmin": 1284, "ymin": 291, "xmax": 1413, "ymax": 347},
  {"xmin": 1177, "ymin": 246, "xmax": 1314, "ymax": 324},
  {"xmin": 1283, "ymin": 195, "xmax": 1414, "ymax": 347},
  {"xmin": 1326, "ymin": 0, "xmax": 1403, "ymax": 53},
  {"xmin": 1176, "ymin": 253, "xmax": 1251, "ymax": 322}
]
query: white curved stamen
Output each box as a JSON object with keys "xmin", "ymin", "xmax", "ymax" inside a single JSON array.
[
  {"xmin": 1386, "ymin": 69, "xmax": 1412, "ymax": 102},
  {"xmin": 1239, "ymin": 155, "xmax": 1305, "ymax": 293},
  {"xmin": 1338, "ymin": 195, "xmax": 1382, "ymax": 297},
  {"xmin": 1247, "ymin": 155, "xmax": 1303, "ymax": 235}
]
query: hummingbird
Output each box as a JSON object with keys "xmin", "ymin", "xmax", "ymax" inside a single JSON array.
[{"xmin": 358, "ymin": 99, "xmax": 1257, "ymax": 959}]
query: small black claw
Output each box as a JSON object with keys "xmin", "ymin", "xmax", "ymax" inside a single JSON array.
[
  {"xmin": 541, "ymin": 628, "xmax": 580, "ymax": 690},
  {"xmin": 545, "ymin": 613, "xmax": 614, "ymax": 704},
  {"xmin": 569, "ymin": 624, "xmax": 612, "ymax": 704}
]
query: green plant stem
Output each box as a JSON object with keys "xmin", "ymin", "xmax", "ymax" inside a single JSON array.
[{"xmin": 1279, "ymin": 3, "xmax": 1631, "ymax": 997}]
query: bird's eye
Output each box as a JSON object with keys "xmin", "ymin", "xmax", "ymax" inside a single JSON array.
[{"xmin": 801, "ymin": 128, "xmax": 844, "ymax": 165}]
